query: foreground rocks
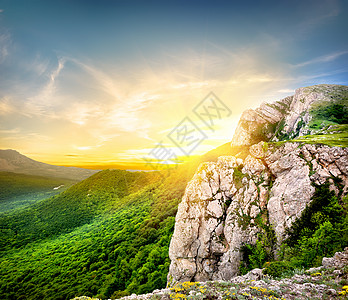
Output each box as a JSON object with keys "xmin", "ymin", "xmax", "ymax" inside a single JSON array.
[{"xmin": 72, "ymin": 248, "xmax": 348, "ymax": 300}]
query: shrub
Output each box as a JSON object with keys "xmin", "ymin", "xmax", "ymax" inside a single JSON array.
[{"xmin": 263, "ymin": 261, "xmax": 294, "ymax": 278}]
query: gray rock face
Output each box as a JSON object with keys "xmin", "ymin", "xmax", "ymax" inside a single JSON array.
[
  {"xmin": 276, "ymin": 85, "xmax": 344, "ymax": 140},
  {"xmin": 167, "ymin": 142, "xmax": 348, "ymax": 285},
  {"xmin": 231, "ymin": 84, "xmax": 348, "ymax": 146},
  {"xmin": 231, "ymin": 97, "xmax": 291, "ymax": 147}
]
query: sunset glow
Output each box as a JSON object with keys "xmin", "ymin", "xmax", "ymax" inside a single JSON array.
[{"xmin": 0, "ymin": 1, "xmax": 347, "ymax": 169}]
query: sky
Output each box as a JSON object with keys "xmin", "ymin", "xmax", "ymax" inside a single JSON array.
[{"xmin": 0, "ymin": 0, "xmax": 347, "ymax": 169}]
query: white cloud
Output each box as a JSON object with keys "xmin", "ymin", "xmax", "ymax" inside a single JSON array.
[
  {"xmin": 247, "ymin": 75, "xmax": 274, "ymax": 83},
  {"xmin": 294, "ymin": 51, "xmax": 348, "ymax": 68},
  {"xmin": 65, "ymin": 102, "xmax": 103, "ymax": 126},
  {"xmin": 0, "ymin": 128, "xmax": 20, "ymax": 135},
  {"xmin": 27, "ymin": 133, "xmax": 52, "ymax": 141}
]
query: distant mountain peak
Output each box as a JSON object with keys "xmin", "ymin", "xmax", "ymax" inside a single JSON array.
[{"xmin": 0, "ymin": 149, "xmax": 98, "ymax": 181}]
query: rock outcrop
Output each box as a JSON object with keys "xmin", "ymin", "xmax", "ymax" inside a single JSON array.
[
  {"xmin": 231, "ymin": 84, "xmax": 348, "ymax": 146},
  {"xmin": 168, "ymin": 84, "xmax": 348, "ymax": 285},
  {"xmin": 231, "ymin": 96, "xmax": 291, "ymax": 146},
  {"xmin": 167, "ymin": 141, "xmax": 348, "ymax": 284}
]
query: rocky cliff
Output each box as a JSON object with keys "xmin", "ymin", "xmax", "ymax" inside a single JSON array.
[
  {"xmin": 167, "ymin": 84, "xmax": 348, "ymax": 285},
  {"xmin": 231, "ymin": 84, "xmax": 348, "ymax": 146}
]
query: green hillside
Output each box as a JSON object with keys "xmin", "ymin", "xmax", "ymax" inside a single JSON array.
[
  {"xmin": 0, "ymin": 143, "xmax": 236, "ymax": 300},
  {"xmin": 0, "ymin": 169, "xmax": 169, "ymax": 299}
]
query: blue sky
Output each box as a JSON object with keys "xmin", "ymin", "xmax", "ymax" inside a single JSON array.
[{"xmin": 0, "ymin": 0, "xmax": 347, "ymax": 168}]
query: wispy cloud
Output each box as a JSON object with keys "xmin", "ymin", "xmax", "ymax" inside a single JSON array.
[
  {"xmin": 29, "ymin": 54, "xmax": 51, "ymax": 76},
  {"xmin": 25, "ymin": 57, "xmax": 66, "ymax": 116},
  {"xmin": 0, "ymin": 97, "xmax": 16, "ymax": 115},
  {"xmin": 294, "ymin": 0, "xmax": 340, "ymax": 36},
  {"xmin": 74, "ymin": 144, "xmax": 102, "ymax": 151},
  {"xmin": 104, "ymin": 92, "xmax": 156, "ymax": 138},
  {"xmin": 0, "ymin": 128, "xmax": 20, "ymax": 135},
  {"xmin": 294, "ymin": 51, "xmax": 348, "ymax": 68},
  {"xmin": 67, "ymin": 56, "xmax": 123, "ymax": 101},
  {"xmin": 247, "ymin": 75, "xmax": 275, "ymax": 83},
  {"xmin": 0, "ymin": 32, "xmax": 11, "ymax": 63},
  {"xmin": 64, "ymin": 102, "xmax": 104, "ymax": 126}
]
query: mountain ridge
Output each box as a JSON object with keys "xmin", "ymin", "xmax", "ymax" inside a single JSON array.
[{"xmin": 0, "ymin": 149, "xmax": 99, "ymax": 181}]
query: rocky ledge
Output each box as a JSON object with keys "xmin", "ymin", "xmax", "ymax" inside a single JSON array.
[{"xmin": 72, "ymin": 247, "xmax": 348, "ymax": 300}]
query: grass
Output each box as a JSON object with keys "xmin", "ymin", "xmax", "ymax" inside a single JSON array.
[
  {"xmin": 308, "ymin": 119, "xmax": 337, "ymax": 130},
  {"xmin": 268, "ymin": 124, "xmax": 348, "ymax": 148},
  {"xmin": 292, "ymin": 131, "xmax": 348, "ymax": 147}
]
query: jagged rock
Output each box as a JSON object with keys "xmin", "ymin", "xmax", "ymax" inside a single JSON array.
[
  {"xmin": 265, "ymin": 143, "xmax": 316, "ymax": 241},
  {"xmin": 242, "ymin": 268, "xmax": 264, "ymax": 280},
  {"xmin": 327, "ymin": 289, "xmax": 337, "ymax": 296},
  {"xmin": 322, "ymin": 247, "xmax": 348, "ymax": 269},
  {"xmin": 168, "ymin": 141, "xmax": 348, "ymax": 285},
  {"xmin": 231, "ymin": 98, "xmax": 291, "ymax": 146},
  {"xmin": 307, "ymin": 267, "xmax": 323, "ymax": 273}
]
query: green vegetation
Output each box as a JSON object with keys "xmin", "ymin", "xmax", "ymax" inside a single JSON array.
[
  {"xmin": 249, "ymin": 122, "xmax": 278, "ymax": 145},
  {"xmin": 263, "ymin": 261, "xmax": 294, "ymax": 278},
  {"xmin": 0, "ymin": 143, "xmax": 237, "ymax": 300},
  {"xmin": 272, "ymin": 85, "xmax": 348, "ymax": 141},
  {"xmin": 239, "ymin": 211, "xmax": 276, "ymax": 275},
  {"xmin": 232, "ymin": 165, "xmax": 247, "ymax": 190},
  {"xmin": 240, "ymin": 181, "xmax": 348, "ymax": 279},
  {"xmin": 309, "ymin": 102, "xmax": 348, "ymax": 131},
  {"xmin": 1, "ymin": 84, "xmax": 347, "ymax": 298},
  {"xmin": 307, "ymin": 87, "xmax": 348, "ymax": 132},
  {"xmin": 0, "ymin": 172, "xmax": 77, "ymax": 213},
  {"xmin": 0, "ymin": 169, "xmax": 181, "ymax": 299},
  {"xmin": 312, "ymin": 103, "xmax": 348, "ymax": 124},
  {"xmin": 282, "ymin": 182, "xmax": 347, "ymax": 268},
  {"xmin": 268, "ymin": 124, "xmax": 348, "ymax": 148}
]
